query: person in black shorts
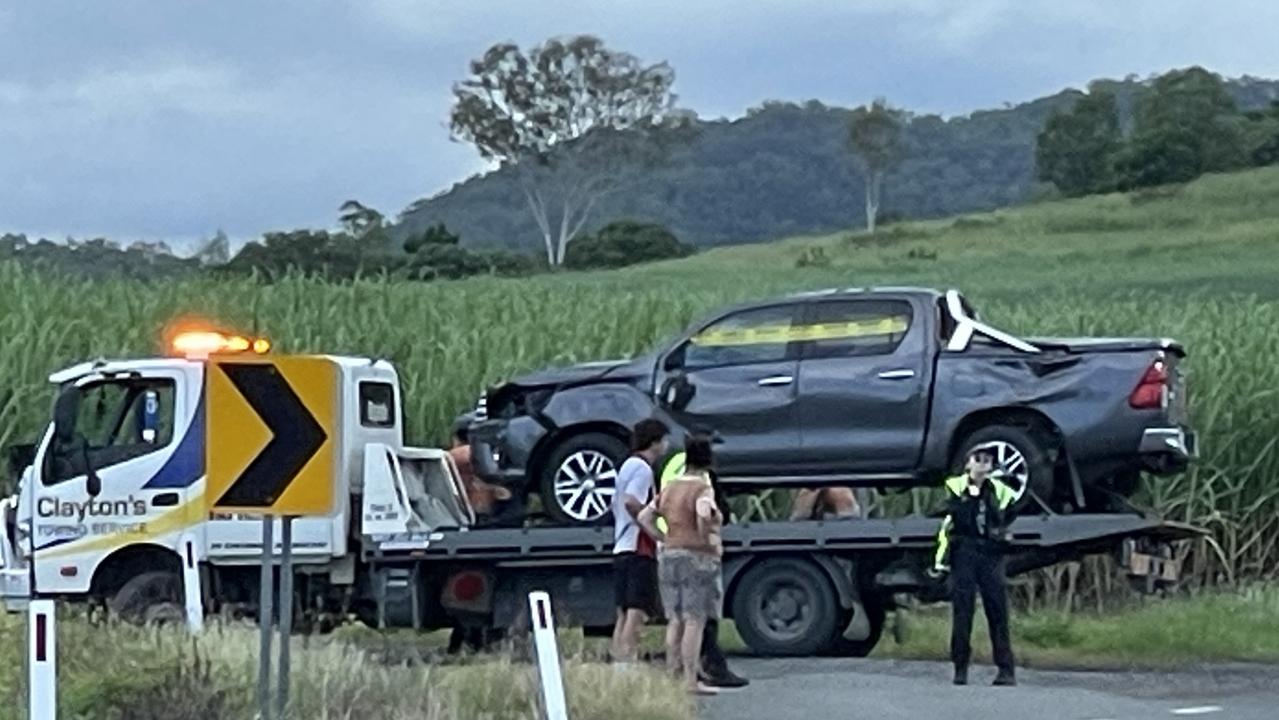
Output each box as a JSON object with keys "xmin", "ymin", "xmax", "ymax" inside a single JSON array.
[{"xmin": 610, "ymin": 418, "xmax": 669, "ymax": 663}]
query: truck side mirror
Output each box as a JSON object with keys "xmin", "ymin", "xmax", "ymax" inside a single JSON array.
[
  {"xmin": 53, "ymin": 389, "xmax": 79, "ymax": 446},
  {"xmin": 6, "ymin": 443, "xmax": 36, "ymax": 479},
  {"xmin": 85, "ymin": 464, "xmax": 102, "ymax": 497}
]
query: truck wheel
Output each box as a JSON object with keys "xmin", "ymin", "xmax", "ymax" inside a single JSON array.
[
  {"xmin": 824, "ymin": 599, "xmax": 886, "ymax": 657},
  {"xmin": 956, "ymin": 426, "xmax": 1053, "ymax": 510},
  {"xmin": 540, "ymin": 432, "xmax": 628, "ymax": 525},
  {"xmin": 109, "ymin": 571, "xmax": 185, "ymax": 626},
  {"xmin": 731, "ymin": 559, "xmax": 840, "ymax": 656}
]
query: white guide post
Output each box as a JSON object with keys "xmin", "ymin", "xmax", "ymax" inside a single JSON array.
[{"xmin": 528, "ymin": 591, "xmax": 569, "ymax": 720}]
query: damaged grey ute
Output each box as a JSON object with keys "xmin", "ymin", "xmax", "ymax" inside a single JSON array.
[{"xmin": 469, "ymin": 288, "xmax": 1196, "ymax": 525}]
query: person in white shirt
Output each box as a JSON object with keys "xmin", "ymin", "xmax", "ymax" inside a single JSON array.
[{"xmin": 610, "ymin": 418, "xmax": 670, "ymax": 663}]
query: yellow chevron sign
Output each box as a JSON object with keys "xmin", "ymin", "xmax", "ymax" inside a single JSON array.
[{"xmin": 205, "ymin": 356, "xmax": 338, "ymax": 516}]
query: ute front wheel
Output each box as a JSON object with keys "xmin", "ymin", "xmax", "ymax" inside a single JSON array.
[{"xmin": 540, "ymin": 432, "xmax": 629, "ymax": 525}]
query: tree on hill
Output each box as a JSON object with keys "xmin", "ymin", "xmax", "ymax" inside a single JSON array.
[
  {"xmin": 1117, "ymin": 67, "xmax": 1245, "ymax": 188},
  {"xmin": 403, "ymin": 222, "xmax": 460, "ymax": 253},
  {"xmin": 1036, "ymin": 87, "xmax": 1122, "ymax": 196},
  {"xmin": 449, "ymin": 35, "xmax": 687, "ymax": 267},
  {"xmin": 194, "ymin": 229, "xmax": 231, "ymax": 266},
  {"xmin": 1243, "ymin": 101, "xmax": 1279, "ymax": 167},
  {"xmin": 563, "ymin": 220, "xmax": 694, "ymax": 269},
  {"xmin": 848, "ymin": 99, "xmax": 905, "ymax": 234}
]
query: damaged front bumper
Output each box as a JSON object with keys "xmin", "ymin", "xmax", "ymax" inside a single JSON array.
[{"xmin": 468, "ymin": 417, "xmax": 546, "ymax": 488}]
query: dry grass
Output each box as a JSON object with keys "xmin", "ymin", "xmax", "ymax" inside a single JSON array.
[{"xmin": 0, "ymin": 612, "xmax": 692, "ymax": 720}]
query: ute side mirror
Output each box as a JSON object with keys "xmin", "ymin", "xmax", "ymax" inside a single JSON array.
[{"xmin": 659, "ymin": 376, "xmax": 695, "ymax": 411}]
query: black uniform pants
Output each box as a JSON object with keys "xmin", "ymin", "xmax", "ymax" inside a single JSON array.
[
  {"xmin": 950, "ymin": 541, "xmax": 1014, "ymax": 673},
  {"xmin": 701, "ymin": 619, "xmax": 728, "ymax": 676}
]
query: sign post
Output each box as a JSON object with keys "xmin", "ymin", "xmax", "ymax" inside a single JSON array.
[
  {"xmin": 528, "ymin": 591, "xmax": 569, "ymax": 720},
  {"xmin": 27, "ymin": 599, "xmax": 56, "ymax": 720},
  {"xmin": 205, "ymin": 356, "xmax": 338, "ymax": 720},
  {"xmin": 256, "ymin": 516, "xmax": 275, "ymax": 720},
  {"xmin": 276, "ymin": 516, "xmax": 294, "ymax": 718}
]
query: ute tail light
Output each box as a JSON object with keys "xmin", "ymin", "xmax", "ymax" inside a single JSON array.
[{"xmin": 1129, "ymin": 358, "xmax": 1169, "ymax": 409}]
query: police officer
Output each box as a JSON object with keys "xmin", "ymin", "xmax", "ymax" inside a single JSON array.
[
  {"xmin": 659, "ymin": 447, "xmax": 749, "ymax": 689},
  {"xmin": 933, "ymin": 444, "xmax": 1018, "ymax": 687}
]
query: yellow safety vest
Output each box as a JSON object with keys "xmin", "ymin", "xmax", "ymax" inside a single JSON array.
[{"xmin": 933, "ymin": 473, "xmax": 1016, "ymax": 571}]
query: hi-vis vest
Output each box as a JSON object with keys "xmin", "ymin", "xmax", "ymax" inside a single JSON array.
[{"xmin": 932, "ymin": 474, "xmax": 1016, "ymax": 571}]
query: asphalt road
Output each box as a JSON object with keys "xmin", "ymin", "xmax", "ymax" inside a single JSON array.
[{"xmin": 700, "ymin": 658, "xmax": 1279, "ymax": 720}]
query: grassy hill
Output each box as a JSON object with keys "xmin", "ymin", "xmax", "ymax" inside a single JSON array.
[
  {"xmin": 397, "ymin": 75, "xmax": 1279, "ymax": 252},
  {"xmin": 1, "ymin": 166, "xmax": 1277, "ymax": 583}
]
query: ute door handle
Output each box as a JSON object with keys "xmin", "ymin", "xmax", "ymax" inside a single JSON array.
[
  {"xmin": 757, "ymin": 375, "xmax": 794, "ymax": 387},
  {"xmin": 877, "ymin": 369, "xmax": 916, "ymax": 380},
  {"xmin": 151, "ymin": 492, "xmax": 180, "ymax": 507}
]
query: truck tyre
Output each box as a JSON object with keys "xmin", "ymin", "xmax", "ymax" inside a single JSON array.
[
  {"xmin": 731, "ymin": 559, "xmax": 840, "ymax": 656},
  {"xmin": 824, "ymin": 598, "xmax": 886, "ymax": 657},
  {"xmin": 540, "ymin": 432, "xmax": 629, "ymax": 526},
  {"xmin": 956, "ymin": 425, "xmax": 1054, "ymax": 510},
  {"xmin": 109, "ymin": 571, "xmax": 185, "ymax": 626}
]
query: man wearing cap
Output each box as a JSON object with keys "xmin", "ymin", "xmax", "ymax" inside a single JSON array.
[{"xmin": 933, "ymin": 444, "xmax": 1019, "ymax": 687}]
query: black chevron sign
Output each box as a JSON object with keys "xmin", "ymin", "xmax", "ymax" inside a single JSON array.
[{"xmin": 214, "ymin": 363, "xmax": 328, "ymax": 508}]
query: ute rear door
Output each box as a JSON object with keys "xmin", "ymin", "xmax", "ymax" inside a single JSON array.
[{"xmin": 793, "ymin": 297, "xmax": 930, "ymax": 476}]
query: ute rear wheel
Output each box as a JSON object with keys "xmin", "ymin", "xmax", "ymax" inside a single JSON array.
[
  {"xmin": 955, "ymin": 425, "xmax": 1054, "ymax": 510},
  {"xmin": 731, "ymin": 559, "xmax": 840, "ymax": 656},
  {"xmin": 540, "ymin": 432, "xmax": 629, "ymax": 525},
  {"xmin": 109, "ymin": 571, "xmax": 185, "ymax": 626}
]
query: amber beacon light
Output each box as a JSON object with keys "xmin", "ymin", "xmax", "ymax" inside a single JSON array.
[{"xmin": 171, "ymin": 330, "xmax": 272, "ymax": 359}]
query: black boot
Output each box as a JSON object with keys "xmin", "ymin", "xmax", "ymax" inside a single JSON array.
[
  {"xmin": 700, "ymin": 667, "xmax": 749, "ymax": 689},
  {"xmin": 992, "ymin": 669, "xmax": 1016, "ymax": 687},
  {"xmin": 952, "ymin": 666, "xmax": 968, "ymax": 686}
]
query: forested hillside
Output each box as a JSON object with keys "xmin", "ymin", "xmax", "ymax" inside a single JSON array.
[{"xmin": 398, "ymin": 75, "xmax": 1279, "ymax": 251}]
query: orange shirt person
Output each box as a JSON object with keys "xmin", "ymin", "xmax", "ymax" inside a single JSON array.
[{"xmin": 448, "ymin": 421, "xmax": 510, "ymax": 519}]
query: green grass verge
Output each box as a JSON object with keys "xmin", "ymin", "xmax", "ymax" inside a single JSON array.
[{"xmin": 873, "ymin": 587, "xmax": 1279, "ymax": 669}]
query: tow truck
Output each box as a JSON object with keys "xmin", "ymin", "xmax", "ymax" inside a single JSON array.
[{"xmin": 0, "ymin": 330, "xmax": 1199, "ymax": 656}]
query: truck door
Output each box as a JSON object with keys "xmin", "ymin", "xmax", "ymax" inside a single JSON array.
[
  {"xmin": 657, "ymin": 303, "xmax": 801, "ymax": 476},
  {"xmin": 794, "ymin": 298, "xmax": 928, "ymax": 475},
  {"xmin": 27, "ymin": 370, "xmax": 197, "ymax": 593}
]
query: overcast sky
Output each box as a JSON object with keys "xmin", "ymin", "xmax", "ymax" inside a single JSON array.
[{"xmin": 3, "ymin": 1, "xmax": 1278, "ymax": 246}]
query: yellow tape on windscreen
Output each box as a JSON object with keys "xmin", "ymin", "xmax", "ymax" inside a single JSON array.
[{"xmin": 692, "ymin": 316, "xmax": 909, "ymax": 347}]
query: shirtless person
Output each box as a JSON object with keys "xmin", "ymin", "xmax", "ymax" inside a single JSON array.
[{"xmin": 639, "ymin": 434, "xmax": 722, "ymax": 695}]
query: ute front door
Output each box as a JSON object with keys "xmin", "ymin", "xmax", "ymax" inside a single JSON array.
[{"xmin": 657, "ymin": 303, "xmax": 801, "ymax": 477}]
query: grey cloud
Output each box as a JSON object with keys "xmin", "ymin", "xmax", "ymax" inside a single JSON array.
[{"xmin": 1, "ymin": 1, "xmax": 1278, "ymax": 244}]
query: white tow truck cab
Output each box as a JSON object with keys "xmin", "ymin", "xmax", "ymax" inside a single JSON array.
[{"xmin": 0, "ymin": 330, "xmax": 472, "ymax": 626}]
